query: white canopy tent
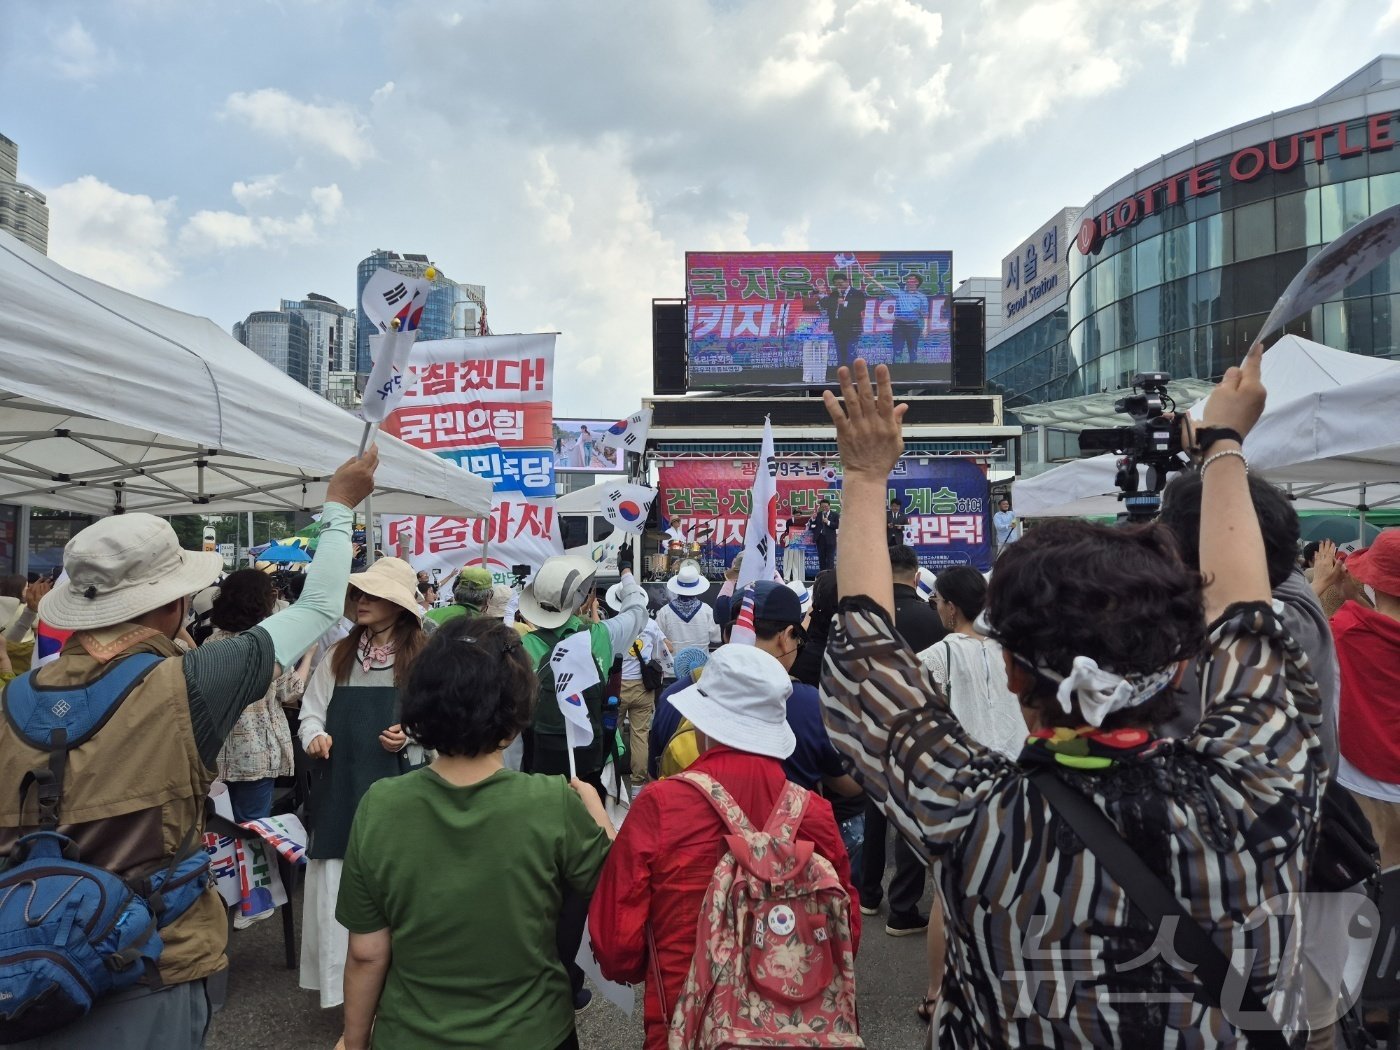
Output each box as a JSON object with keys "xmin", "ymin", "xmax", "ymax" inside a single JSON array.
[
  {"xmin": 0, "ymin": 232, "xmax": 492, "ymax": 518},
  {"xmin": 1014, "ymin": 335, "xmax": 1400, "ymax": 523}
]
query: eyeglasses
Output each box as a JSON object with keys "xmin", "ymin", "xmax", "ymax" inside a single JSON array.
[{"xmin": 348, "ymin": 587, "xmax": 387, "ymax": 603}]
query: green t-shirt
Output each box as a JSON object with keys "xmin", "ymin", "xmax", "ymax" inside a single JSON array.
[{"xmin": 336, "ymin": 766, "xmax": 611, "ymax": 1050}]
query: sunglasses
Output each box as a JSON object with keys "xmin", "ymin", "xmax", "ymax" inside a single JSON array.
[{"xmin": 348, "ymin": 587, "xmax": 388, "ymax": 603}]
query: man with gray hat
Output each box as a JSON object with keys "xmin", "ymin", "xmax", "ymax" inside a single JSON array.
[
  {"xmin": 518, "ymin": 554, "xmax": 647, "ymax": 1011},
  {"xmin": 518, "ymin": 556, "xmax": 648, "ymax": 787},
  {"xmin": 0, "ymin": 449, "xmax": 378, "ymax": 1049}
]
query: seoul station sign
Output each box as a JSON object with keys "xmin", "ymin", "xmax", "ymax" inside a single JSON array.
[{"xmin": 1076, "ymin": 113, "xmax": 1398, "ymax": 255}]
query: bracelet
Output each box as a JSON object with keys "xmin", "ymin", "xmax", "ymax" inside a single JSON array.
[{"xmin": 1200, "ymin": 449, "xmax": 1248, "ymax": 476}]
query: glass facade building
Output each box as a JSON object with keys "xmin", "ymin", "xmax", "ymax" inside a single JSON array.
[
  {"xmin": 234, "ymin": 310, "xmax": 311, "ymax": 388},
  {"xmin": 0, "ymin": 132, "xmax": 49, "ymax": 255},
  {"xmin": 988, "ymin": 57, "xmax": 1400, "ymax": 423},
  {"xmin": 281, "ymin": 293, "xmax": 355, "ymax": 397},
  {"xmin": 354, "ymin": 251, "xmax": 484, "ymax": 373}
]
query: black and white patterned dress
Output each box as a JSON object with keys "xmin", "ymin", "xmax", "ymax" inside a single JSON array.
[{"xmin": 821, "ymin": 597, "xmax": 1325, "ymax": 1048}]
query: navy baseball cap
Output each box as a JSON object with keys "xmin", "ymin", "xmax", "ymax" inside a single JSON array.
[{"xmin": 730, "ymin": 580, "xmax": 804, "ymax": 627}]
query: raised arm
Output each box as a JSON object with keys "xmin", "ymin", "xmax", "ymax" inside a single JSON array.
[
  {"xmin": 822, "ymin": 360, "xmax": 908, "ymax": 618},
  {"xmin": 1196, "ymin": 344, "xmax": 1269, "ymax": 622}
]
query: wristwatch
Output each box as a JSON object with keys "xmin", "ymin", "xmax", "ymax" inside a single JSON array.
[{"xmin": 1193, "ymin": 426, "xmax": 1243, "ymax": 457}]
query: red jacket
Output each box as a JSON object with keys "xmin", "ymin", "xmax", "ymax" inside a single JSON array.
[
  {"xmin": 588, "ymin": 746, "xmax": 861, "ymax": 1049},
  {"xmin": 1334, "ymin": 600, "xmax": 1400, "ymax": 782}
]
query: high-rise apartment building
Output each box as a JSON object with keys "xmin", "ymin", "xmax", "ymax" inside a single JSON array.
[
  {"xmin": 0, "ymin": 133, "xmax": 50, "ymax": 255},
  {"xmin": 280, "ymin": 292, "xmax": 357, "ymax": 397},
  {"xmin": 354, "ymin": 250, "xmax": 485, "ymax": 372},
  {"xmin": 234, "ymin": 310, "xmax": 311, "ymax": 388}
]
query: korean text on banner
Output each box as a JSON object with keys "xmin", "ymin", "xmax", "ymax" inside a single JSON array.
[
  {"xmin": 660, "ymin": 457, "xmax": 992, "ymax": 576},
  {"xmin": 382, "ymin": 334, "xmax": 562, "ymax": 585},
  {"xmin": 361, "ymin": 329, "xmax": 418, "ymax": 423},
  {"xmin": 734, "ymin": 417, "xmax": 777, "ymax": 590}
]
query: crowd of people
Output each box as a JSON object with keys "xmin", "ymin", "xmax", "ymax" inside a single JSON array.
[{"xmin": 1, "ymin": 351, "xmax": 1397, "ymax": 1049}]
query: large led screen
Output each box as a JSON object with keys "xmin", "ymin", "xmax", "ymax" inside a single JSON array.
[
  {"xmin": 686, "ymin": 251, "xmax": 953, "ymax": 388},
  {"xmin": 553, "ymin": 418, "xmax": 625, "ymax": 474}
]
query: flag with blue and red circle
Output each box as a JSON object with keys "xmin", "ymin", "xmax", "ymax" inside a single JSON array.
[{"xmin": 601, "ymin": 483, "xmax": 657, "ymax": 536}]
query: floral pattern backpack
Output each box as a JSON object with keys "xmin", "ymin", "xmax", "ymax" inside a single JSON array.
[{"xmin": 667, "ymin": 772, "xmax": 864, "ymax": 1049}]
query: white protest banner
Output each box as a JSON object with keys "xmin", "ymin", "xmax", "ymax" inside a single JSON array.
[
  {"xmin": 1259, "ymin": 201, "xmax": 1400, "ymax": 343},
  {"xmin": 361, "ymin": 267, "xmax": 433, "ymax": 335},
  {"xmin": 600, "ymin": 483, "xmax": 657, "ymax": 535},
  {"xmin": 550, "ymin": 629, "xmax": 599, "ymax": 779},
  {"xmin": 383, "ymin": 334, "xmax": 562, "ymax": 585},
  {"xmin": 734, "ymin": 416, "xmax": 778, "ymax": 590},
  {"xmin": 599, "ymin": 408, "xmax": 652, "ymax": 453}
]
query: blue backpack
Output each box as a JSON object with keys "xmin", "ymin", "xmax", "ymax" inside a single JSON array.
[{"xmin": 0, "ymin": 653, "xmax": 212, "ymax": 1041}]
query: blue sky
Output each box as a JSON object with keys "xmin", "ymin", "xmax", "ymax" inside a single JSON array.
[{"xmin": 5, "ymin": 0, "xmax": 1400, "ymax": 414}]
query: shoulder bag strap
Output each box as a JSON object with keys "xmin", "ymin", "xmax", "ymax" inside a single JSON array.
[
  {"xmin": 759, "ymin": 781, "xmax": 810, "ymax": 847},
  {"xmin": 672, "ymin": 771, "xmax": 755, "ymax": 837},
  {"xmin": 1027, "ymin": 769, "xmax": 1289, "ymax": 1050}
]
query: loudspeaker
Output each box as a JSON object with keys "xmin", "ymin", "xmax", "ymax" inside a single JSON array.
[
  {"xmin": 951, "ymin": 299, "xmax": 985, "ymax": 391},
  {"xmin": 652, "ymin": 300, "xmax": 688, "ymax": 395}
]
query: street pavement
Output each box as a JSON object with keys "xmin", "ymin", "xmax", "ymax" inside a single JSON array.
[{"xmin": 207, "ymin": 844, "xmax": 932, "ymax": 1049}]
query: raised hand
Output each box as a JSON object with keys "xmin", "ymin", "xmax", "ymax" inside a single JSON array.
[
  {"xmin": 1201, "ymin": 343, "xmax": 1266, "ymax": 438},
  {"xmin": 822, "ymin": 359, "xmax": 907, "ymax": 477},
  {"xmin": 326, "ymin": 446, "xmax": 380, "ymax": 508},
  {"xmin": 23, "ymin": 577, "xmax": 52, "ymax": 612}
]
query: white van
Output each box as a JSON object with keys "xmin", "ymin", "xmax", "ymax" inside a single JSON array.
[{"xmin": 555, "ymin": 481, "xmax": 630, "ymax": 585}]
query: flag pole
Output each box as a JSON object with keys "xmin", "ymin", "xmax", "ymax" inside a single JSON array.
[
  {"xmin": 564, "ymin": 721, "xmax": 579, "ymax": 781},
  {"xmin": 357, "ymin": 421, "xmax": 377, "ymax": 457}
]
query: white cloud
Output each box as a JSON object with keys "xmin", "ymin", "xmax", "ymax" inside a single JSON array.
[
  {"xmin": 310, "ymin": 184, "xmax": 343, "ymax": 223},
  {"xmin": 231, "ymin": 175, "xmax": 281, "ymax": 207},
  {"xmin": 50, "ymin": 19, "xmax": 119, "ymax": 81},
  {"xmin": 223, "ymin": 88, "xmax": 373, "ymax": 166},
  {"xmin": 44, "ymin": 176, "xmax": 177, "ymax": 295}
]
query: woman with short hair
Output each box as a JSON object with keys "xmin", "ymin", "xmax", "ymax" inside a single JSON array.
[
  {"xmin": 918, "ymin": 566, "xmax": 1027, "ymax": 761},
  {"xmin": 820, "ymin": 355, "xmax": 1324, "ymax": 1046},
  {"xmin": 209, "ymin": 569, "xmax": 295, "ymax": 825},
  {"xmin": 336, "ymin": 616, "xmax": 613, "ymax": 1050}
]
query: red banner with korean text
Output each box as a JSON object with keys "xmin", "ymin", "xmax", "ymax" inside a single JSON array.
[
  {"xmin": 381, "ymin": 333, "xmax": 562, "ymax": 585},
  {"xmin": 657, "ymin": 456, "xmax": 991, "ymax": 576}
]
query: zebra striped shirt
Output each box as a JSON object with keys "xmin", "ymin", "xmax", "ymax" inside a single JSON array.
[{"xmin": 820, "ymin": 598, "xmax": 1325, "ymax": 1047}]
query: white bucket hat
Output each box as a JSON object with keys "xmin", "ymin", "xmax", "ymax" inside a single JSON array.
[
  {"xmin": 39, "ymin": 514, "xmax": 227, "ymax": 631},
  {"xmin": 785, "ymin": 577, "xmax": 812, "ymax": 614},
  {"xmin": 666, "ymin": 560, "xmax": 710, "ymax": 597},
  {"xmin": 348, "ymin": 557, "xmax": 423, "ymax": 621},
  {"xmin": 518, "ymin": 555, "xmax": 598, "ymax": 629},
  {"xmin": 670, "ymin": 644, "xmax": 796, "ymax": 760}
]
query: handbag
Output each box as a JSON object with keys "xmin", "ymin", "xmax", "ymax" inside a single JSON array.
[
  {"xmin": 1028, "ymin": 769, "xmax": 1292, "ymax": 1050},
  {"xmin": 1307, "ymin": 782, "xmax": 1380, "ymax": 893},
  {"xmin": 632, "ymin": 639, "xmax": 665, "ymax": 692}
]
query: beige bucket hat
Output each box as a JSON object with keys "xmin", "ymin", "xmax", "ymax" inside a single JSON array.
[
  {"xmin": 348, "ymin": 557, "xmax": 423, "ymax": 621},
  {"xmin": 39, "ymin": 513, "xmax": 227, "ymax": 631}
]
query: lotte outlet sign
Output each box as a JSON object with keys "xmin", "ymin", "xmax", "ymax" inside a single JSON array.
[{"xmin": 1076, "ymin": 113, "xmax": 1399, "ymax": 255}]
